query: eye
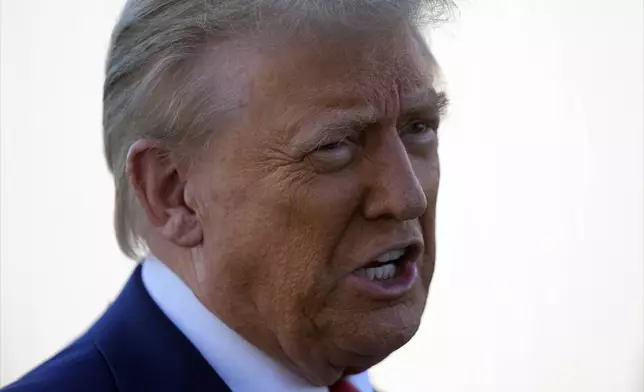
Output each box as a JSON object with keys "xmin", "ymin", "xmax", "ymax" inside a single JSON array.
[
  {"xmin": 404, "ymin": 120, "xmax": 437, "ymax": 135},
  {"xmin": 401, "ymin": 119, "xmax": 439, "ymax": 145},
  {"xmin": 315, "ymin": 140, "xmax": 345, "ymax": 151},
  {"xmin": 308, "ymin": 139, "xmax": 356, "ymax": 172}
]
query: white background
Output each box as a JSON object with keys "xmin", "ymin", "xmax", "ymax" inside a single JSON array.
[{"xmin": 1, "ymin": 0, "xmax": 642, "ymax": 391}]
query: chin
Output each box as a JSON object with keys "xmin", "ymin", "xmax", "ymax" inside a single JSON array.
[{"xmin": 329, "ymin": 299, "xmax": 425, "ymax": 370}]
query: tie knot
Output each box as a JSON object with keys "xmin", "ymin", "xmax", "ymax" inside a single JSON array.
[{"xmin": 329, "ymin": 379, "xmax": 360, "ymax": 392}]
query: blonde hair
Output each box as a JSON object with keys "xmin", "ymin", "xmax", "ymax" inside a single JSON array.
[{"xmin": 103, "ymin": 0, "xmax": 454, "ymax": 259}]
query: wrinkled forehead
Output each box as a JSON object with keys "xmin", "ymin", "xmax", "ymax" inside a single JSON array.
[
  {"xmin": 255, "ymin": 28, "xmax": 436, "ymax": 107},
  {"xmin": 188, "ymin": 26, "xmax": 438, "ymax": 132}
]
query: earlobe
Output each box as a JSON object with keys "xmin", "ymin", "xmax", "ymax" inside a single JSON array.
[{"xmin": 161, "ymin": 209, "xmax": 203, "ymax": 247}]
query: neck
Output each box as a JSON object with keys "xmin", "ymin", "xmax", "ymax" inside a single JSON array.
[{"xmin": 146, "ymin": 239, "xmax": 345, "ymax": 386}]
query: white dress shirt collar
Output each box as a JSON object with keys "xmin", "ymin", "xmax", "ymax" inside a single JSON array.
[{"xmin": 142, "ymin": 257, "xmax": 372, "ymax": 392}]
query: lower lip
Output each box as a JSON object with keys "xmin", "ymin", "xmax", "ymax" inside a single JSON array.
[{"xmin": 347, "ymin": 261, "xmax": 418, "ymax": 299}]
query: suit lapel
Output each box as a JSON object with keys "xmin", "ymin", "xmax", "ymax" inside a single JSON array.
[{"xmin": 88, "ymin": 265, "xmax": 231, "ymax": 392}]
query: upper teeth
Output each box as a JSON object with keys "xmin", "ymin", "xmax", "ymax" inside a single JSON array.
[{"xmin": 376, "ymin": 248, "xmax": 405, "ymax": 263}]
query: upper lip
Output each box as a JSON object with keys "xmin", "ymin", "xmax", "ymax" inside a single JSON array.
[{"xmin": 355, "ymin": 237, "xmax": 424, "ymax": 271}]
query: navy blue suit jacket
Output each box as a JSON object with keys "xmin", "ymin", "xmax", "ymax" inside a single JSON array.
[{"xmin": 3, "ymin": 265, "xmax": 232, "ymax": 392}]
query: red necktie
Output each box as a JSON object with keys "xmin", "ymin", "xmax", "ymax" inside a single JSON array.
[{"xmin": 329, "ymin": 379, "xmax": 360, "ymax": 392}]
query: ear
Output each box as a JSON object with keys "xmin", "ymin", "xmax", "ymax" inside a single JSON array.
[{"xmin": 126, "ymin": 139, "xmax": 203, "ymax": 248}]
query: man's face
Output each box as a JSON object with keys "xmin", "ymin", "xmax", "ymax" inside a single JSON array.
[{"xmin": 187, "ymin": 27, "xmax": 442, "ymax": 384}]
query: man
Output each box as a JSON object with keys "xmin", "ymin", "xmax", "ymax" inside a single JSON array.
[{"xmin": 4, "ymin": 0, "xmax": 451, "ymax": 391}]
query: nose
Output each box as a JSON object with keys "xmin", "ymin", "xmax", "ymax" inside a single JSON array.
[{"xmin": 361, "ymin": 135, "xmax": 428, "ymax": 222}]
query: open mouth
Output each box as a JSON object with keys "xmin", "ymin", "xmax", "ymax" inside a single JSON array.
[{"xmin": 353, "ymin": 245, "xmax": 420, "ymax": 283}]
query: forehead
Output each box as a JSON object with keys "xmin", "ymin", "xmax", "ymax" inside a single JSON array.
[
  {"xmin": 253, "ymin": 29, "xmax": 435, "ymax": 109},
  {"xmin": 187, "ymin": 28, "xmax": 437, "ymax": 141}
]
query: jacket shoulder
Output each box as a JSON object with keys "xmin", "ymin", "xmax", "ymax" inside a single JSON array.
[{"xmin": 2, "ymin": 340, "xmax": 118, "ymax": 392}]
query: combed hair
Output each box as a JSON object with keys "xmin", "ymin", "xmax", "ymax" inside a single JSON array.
[{"xmin": 103, "ymin": 0, "xmax": 455, "ymax": 259}]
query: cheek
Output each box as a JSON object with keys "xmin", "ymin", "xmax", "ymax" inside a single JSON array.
[
  {"xmin": 266, "ymin": 173, "xmax": 363, "ymax": 296},
  {"xmin": 253, "ymin": 173, "xmax": 365, "ymax": 333},
  {"xmin": 198, "ymin": 165, "xmax": 363, "ymax": 317}
]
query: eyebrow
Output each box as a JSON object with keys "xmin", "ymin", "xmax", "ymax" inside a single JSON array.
[
  {"xmin": 290, "ymin": 106, "xmax": 379, "ymax": 149},
  {"xmin": 290, "ymin": 89, "xmax": 450, "ymax": 150},
  {"xmin": 400, "ymin": 89, "xmax": 450, "ymax": 118}
]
